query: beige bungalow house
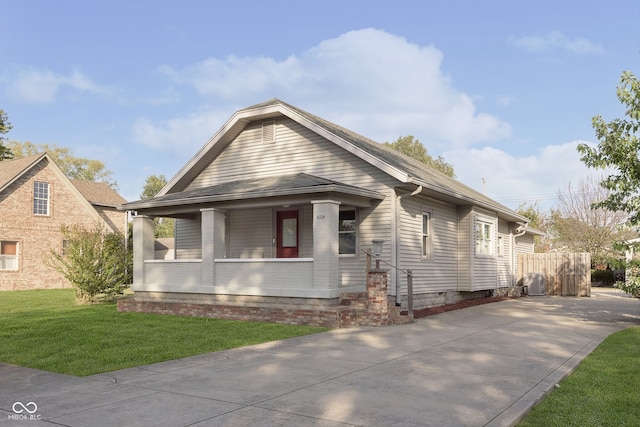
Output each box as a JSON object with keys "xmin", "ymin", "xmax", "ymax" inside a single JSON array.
[{"xmin": 120, "ymin": 99, "xmax": 538, "ymax": 325}]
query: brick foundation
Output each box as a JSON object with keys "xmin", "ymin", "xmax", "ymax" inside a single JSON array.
[{"xmin": 118, "ymin": 269, "xmax": 413, "ymax": 328}]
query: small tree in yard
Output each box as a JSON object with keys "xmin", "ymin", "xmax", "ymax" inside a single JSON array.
[
  {"xmin": 578, "ymin": 71, "xmax": 640, "ymax": 299},
  {"xmin": 616, "ymin": 259, "xmax": 640, "ymax": 298},
  {"xmin": 48, "ymin": 224, "xmax": 129, "ymax": 303}
]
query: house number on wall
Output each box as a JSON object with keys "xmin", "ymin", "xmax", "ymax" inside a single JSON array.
[{"xmin": 317, "ymin": 215, "xmax": 325, "ymax": 219}]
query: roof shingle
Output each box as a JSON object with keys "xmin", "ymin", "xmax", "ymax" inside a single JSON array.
[{"xmin": 71, "ymin": 180, "xmax": 127, "ymax": 206}]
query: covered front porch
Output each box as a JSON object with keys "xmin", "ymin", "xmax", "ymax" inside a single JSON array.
[{"xmin": 128, "ymin": 174, "xmax": 385, "ymax": 300}]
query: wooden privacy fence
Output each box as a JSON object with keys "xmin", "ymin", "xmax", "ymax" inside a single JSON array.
[{"xmin": 518, "ymin": 253, "xmax": 591, "ymax": 297}]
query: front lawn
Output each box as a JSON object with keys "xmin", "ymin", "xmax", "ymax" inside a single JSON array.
[
  {"xmin": 518, "ymin": 326, "xmax": 640, "ymax": 426},
  {"xmin": 0, "ymin": 289, "xmax": 328, "ymax": 376}
]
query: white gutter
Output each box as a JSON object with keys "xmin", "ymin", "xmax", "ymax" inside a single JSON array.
[{"xmin": 513, "ymin": 222, "xmax": 528, "ymax": 237}]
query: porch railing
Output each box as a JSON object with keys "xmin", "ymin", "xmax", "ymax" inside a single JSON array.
[
  {"xmin": 141, "ymin": 258, "xmax": 315, "ymax": 294},
  {"xmin": 215, "ymin": 258, "xmax": 313, "ymax": 290}
]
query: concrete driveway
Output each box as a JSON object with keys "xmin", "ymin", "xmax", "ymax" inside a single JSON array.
[{"xmin": 1, "ymin": 287, "xmax": 639, "ymax": 426}]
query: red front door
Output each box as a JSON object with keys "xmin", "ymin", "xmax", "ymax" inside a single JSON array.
[{"xmin": 277, "ymin": 210, "xmax": 299, "ymax": 258}]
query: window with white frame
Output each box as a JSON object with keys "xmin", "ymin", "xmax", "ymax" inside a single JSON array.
[
  {"xmin": 475, "ymin": 220, "xmax": 493, "ymax": 255},
  {"xmin": 33, "ymin": 181, "xmax": 50, "ymax": 215},
  {"xmin": 422, "ymin": 209, "xmax": 432, "ymax": 258},
  {"xmin": 0, "ymin": 241, "xmax": 18, "ymax": 270},
  {"xmin": 338, "ymin": 209, "xmax": 356, "ymax": 255}
]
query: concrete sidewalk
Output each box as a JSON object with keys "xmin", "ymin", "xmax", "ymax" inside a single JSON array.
[{"xmin": 2, "ymin": 288, "xmax": 639, "ymax": 427}]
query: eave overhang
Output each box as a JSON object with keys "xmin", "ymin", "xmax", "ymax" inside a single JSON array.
[{"xmin": 121, "ymin": 173, "xmax": 385, "ymax": 215}]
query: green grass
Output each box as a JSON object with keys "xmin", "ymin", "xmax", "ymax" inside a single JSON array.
[
  {"xmin": 0, "ymin": 289, "xmax": 328, "ymax": 376},
  {"xmin": 518, "ymin": 326, "xmax": 640, "ymax": 427}
]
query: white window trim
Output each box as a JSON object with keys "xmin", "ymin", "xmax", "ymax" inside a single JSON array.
[
  {"xmin": 0, "ymin": 240, "xmax": 19, "ymax": 271},
  {"xmin": 339, "ymin": 208, "xmax": 357, "ymax": 257},
  {"xmin": 475, "ymin": 216, "xmax": 495, "ymax": 257},
  {"xmin": 421, "ymin": 208, "xmax": 433, "ymax": 260},
  {"xmin": 33, "ymin": 181, "xmax": 50, "ymax": 216},
  {"xmin": 497, "ymin": 235, "xmax": 504, "ymax": 256}
]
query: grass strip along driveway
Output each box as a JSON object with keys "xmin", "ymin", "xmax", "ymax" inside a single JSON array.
[
  {"xmin": 0, "ymin": 289, "xmax": 328, "ymax": 377},
  {"xmin": 518, "ymin": 326, "xmax": 640, "ymax": 426}
]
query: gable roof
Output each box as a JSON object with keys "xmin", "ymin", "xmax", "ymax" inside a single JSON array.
[
  {"xmin": 0, "ymin": 152, "xmax": 47, "ymax": 193},
  {"xmin": 0, "ymin": 153, "xmax": 127, "ymax": 230},
  {"xmin": 71, "ymin": 180, "xmax": 127, "ymax": 207},
  {"xmin": 159, "ymin": 99, "xmax": 528, "ymax": 223}
]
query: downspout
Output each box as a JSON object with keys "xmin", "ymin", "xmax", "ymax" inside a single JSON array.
[
  {"xmin": 125, "ymin": 210, "xmax": 131, "ymax": 283},
  {"xmin": 512, "ymin": 222, "xmax": 528, "ymax": 286},
  {"xmin": 394, "ymin": 185, "xmax": 424, "ymax": 305}
]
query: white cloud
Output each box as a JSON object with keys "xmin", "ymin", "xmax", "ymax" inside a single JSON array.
[
  {"xmin": 132, "ymin": 108, "xmax": 231, "ymax": 151},
  {"xmin": 6, "ymin": 67, "xmax": 113, "ymax": 103},
  {"xmin": 444, "ymin": 140, "xmax": 597, "ymax": 211},
  {"xmin": 509, "ymin": 31, "xmax": 605, "ymax": 55},
  {"xmin": 154, "ymin": 28, "xmax": 511, "ymax": 149},
  {"xmin": 496, "ymin": 95, "xmax": 517, "ymax": 107},
  {"xmin": 135, "ymin": 28, "xmax": 600, "ymax": 212}
]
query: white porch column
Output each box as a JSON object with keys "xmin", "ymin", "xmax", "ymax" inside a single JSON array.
[
  {"xmin": 132, "ymin": 215, "xmax": 155, "ymax": 290},
  {"xmin": 312, "ymin": 200, "xmax": 340, "ymax": 289},
  {"xmin": 201, "ymin": 208, "xmax": 226, "ymax": 286}
]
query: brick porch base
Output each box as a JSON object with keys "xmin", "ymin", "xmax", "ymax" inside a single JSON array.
[{"xmin": 117, "ymin": 270, "xmax": 412, "ymax": 328}]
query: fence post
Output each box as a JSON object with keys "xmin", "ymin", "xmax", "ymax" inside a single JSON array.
[{"xmin": 407, "ymin": 269, "xmax": 414, "ymax": 320}]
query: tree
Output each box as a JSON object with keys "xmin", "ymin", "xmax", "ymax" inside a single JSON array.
[
  {"xmin": 547, "ymin": 176, "xmax": 636, "ymax": 266},
  {"xmin": 516, "ymin": 202, "xmax": 549, "ymax": 252},
  {"xmin": 384, "ymin": 135, "xmax": 455, "ymax": 177},
  {"xmin": 577, "ymin": 71, "xmax": 640, "ymax": 225},
  {"xmin": 141, "ymin": 174, "xmax": 168, "ymax": 199},
  {"xmin": 141, "ymin": 174, "xmax": 174, "ymax": 238},
  {"xmin": 0, "ymin": 109, "xmax": 14, "ymax": 160},
  {"xmin": 7, "ymin": 141, "xmax": 115, "ymax": 186},
  {"xmin": 48, "ymin": 224, "xmax": 129, "ymax": 303}
]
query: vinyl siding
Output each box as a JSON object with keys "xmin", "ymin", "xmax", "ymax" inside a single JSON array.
[
  {"xmin": 340, "ymin": 200, "xmax": 390, "ymax": 287},
  {"xmin": 187, "ymin": 119, "xmax": 394, "ymax": 192},
  {"xmin": 300, "ymin": 205, "xmax": 313, "ymax": 258},
  {"xmin": 457, "ymin": 206, "xmax": 473, "ymax": 291},
  {"xmin": 497, "ymin": 219, "xmax": 513, "ymax": 287},
  {"xmin": 175, "ymin": 216, "xmax": 202, "ymax": 259},
  {"xmin": 182, "ymin": 117, "xmax": 396, "ymax": 287},
  {"xmin": 397, "ymin": 196, "xmax": 459, "ymax": 294},
  {"xmin": 228, "ymin": 209, "xmax": 272, "ymax": 258},
  {"xmin": 514, "ymin": 233, "xmax": 535, "ymax": 279},
  {"xmin": 471, "ymin": 211, "xmax": 499, "ymax": 290},
  {"xmin": 220, "ymin": 206, "xmax": 313, "ymax": 259}
]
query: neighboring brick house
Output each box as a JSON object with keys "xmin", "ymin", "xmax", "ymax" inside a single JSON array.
[{"xmin": 0, "ymin": 153, "xmax": 127, "ymax": 290}]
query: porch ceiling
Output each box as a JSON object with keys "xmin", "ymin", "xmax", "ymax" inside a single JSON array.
[{"xmin": 121, "ymin": 173, "xmax": 385, "ymax": 215}]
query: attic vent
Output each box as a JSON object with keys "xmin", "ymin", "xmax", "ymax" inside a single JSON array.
[{"xmin": 262, "ymin": 121, "xmax": 275, "ymax": 143}]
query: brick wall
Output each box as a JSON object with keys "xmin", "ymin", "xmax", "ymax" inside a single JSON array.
[
  {"xmin": 0, "ymin": 159, "xmax": 126, "ymax": 290},
  {"xmin": 118, "ymin": 269, "xmax": 413, "ymax": 327}
]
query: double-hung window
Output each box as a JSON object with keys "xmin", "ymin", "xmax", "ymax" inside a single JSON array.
[
  {"xmin": 422, "ymin": 209, "xmax": 432, "ymax": 258},
  {"xmin": 475, "ymin": 220, "xmax": 493, "ymax": 255},
  {"xmin": 33, "ymin": 181, "xmax": 50, "ymax": 216},
  {"xmin": 338, "ymin": 209, "xmax": 357, "ymax": 255},
  {"xmin": 0, "ymin": 241, "xmax": 18, "ymax": 270}
]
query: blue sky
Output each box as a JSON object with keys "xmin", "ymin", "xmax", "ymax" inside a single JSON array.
[{"xmin": 2, "ymin": 0, "xmax": 639, "ymax": 209}]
